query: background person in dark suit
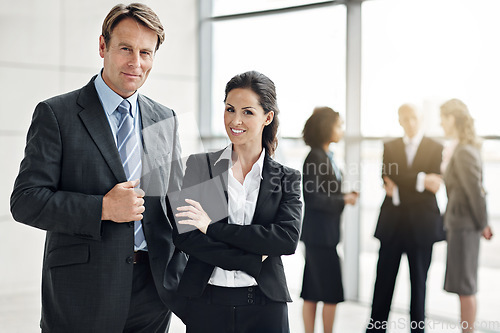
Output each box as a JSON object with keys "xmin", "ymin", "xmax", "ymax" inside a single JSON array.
[
  {"xmin": 366, "ymin": 104, "xmax": 444, "ymax": 333},
  {"xmin": 172, "ymin": 71, "xmax": 302, "ymax": 333},
  {"xmin": 299, "ymin": 107, "xmax": 358, "ymax": 333},
  {"xmin": 428, "ymin": 99, "xmax": 493, "ymax": 332},
  {"xmin": 10, "ymin": 4, "xmax": 186, "ymax": 332}
]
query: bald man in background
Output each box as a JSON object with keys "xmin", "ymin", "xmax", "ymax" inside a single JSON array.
[{"xmin": 366, "ymin": 104, "xmax": 444, "ymax": 333}]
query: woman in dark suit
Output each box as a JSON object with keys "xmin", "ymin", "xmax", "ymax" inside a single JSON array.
[
  {"xmin": 429, "ymin": 98, "xmax": 493, "ymax": 332},
  {"xmin": 172, "ymin": 71, "xmax": 302, "ymax": 333},
  {"xmin": 300, "ymin": 107, "xmax": 358, "ymax": 333}
]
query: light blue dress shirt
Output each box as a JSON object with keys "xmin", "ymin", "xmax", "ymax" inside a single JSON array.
[
  {"xmin": 94, "ymin": 70, "xmax": 143, "ymax": 146},
  {"xmin": 94, "ymin": 71, "xmax": 147, "ymax": 251}
]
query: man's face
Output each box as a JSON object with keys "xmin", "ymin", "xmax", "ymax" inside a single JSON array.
[
  {"xmin": 99, "ymin": 17, "xmax": 158, "ymax": 98},
  {"xmin": 398, "ymin": 105, "xmax": 421, "ymax": 138},
  {"xmin": 224, "ymin": 88, "xmax": 274, "ymax": 150}
]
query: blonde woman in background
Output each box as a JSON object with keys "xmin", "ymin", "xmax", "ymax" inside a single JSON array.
[{"xmin": 427, "ymin": 98, "xmax": 493, "ymax": 332}]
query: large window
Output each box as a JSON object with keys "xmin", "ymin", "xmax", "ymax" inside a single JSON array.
[
  {"xmin": 204, "ymin": 0, "xmax": 500, "ymax": 325},
  {"xmin": 212, "ymin": 0, "xmax": 333, "ymax": 16},
  {"xmin": 361, "ymin": 0, "xmax": 500, "ymax": 137},
  {"xmin": 210, "ymin": 3, "xmax": 346, "ymax": 138},
  {"xmin": 360, "ymin": 0, "xmax": 500, "ymax": 323}
]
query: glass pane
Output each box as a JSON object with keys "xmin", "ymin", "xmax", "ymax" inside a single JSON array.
[
  {"xmin": 483, "ymin": 139, "xmax": 500, "ymax": 234},
  {"xmin": 212, "ymin": 0, "xmax": 332, "ymax": 17},
  {"xmin": 362, "ymin": 0, "xmax": 500, "ymax": 137},
  {"xmin": 211, "ymin": 5, "xmax": 346, "ymax": 138}
]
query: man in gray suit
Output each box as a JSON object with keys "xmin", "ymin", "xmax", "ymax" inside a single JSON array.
[{"xmin": 10, "ymin": 3, "xmax": 186, "ymax": 332}]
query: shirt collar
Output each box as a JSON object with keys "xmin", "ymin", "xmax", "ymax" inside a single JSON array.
[
  {"xmin": 215, "ymin": 144, "xmax": 266, "ymax": 179},
  {"xmin": 94, "ymin": 69, "xmax": 139, "ymax": 118},
  {"xmin": 403, "ymin": 131, "xmax": 423, "ymax": 147}
]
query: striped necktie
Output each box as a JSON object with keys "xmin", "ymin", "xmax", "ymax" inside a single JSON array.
[{"xmin": 116, "ymin": 100, "xmax": 146, "ymax": 250}]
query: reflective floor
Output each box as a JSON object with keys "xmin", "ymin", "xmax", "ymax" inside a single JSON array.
[
  {"xmin": 2, "ymin": 283, "xmax": 498, "ymax": 333},
  {"xmin": 2, "ymin": 242, "xmax": 499, "ymax": 333}
]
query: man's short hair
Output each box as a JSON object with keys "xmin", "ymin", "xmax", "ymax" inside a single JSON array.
[{"xmin": 102, "ymin": 3, "xmax": 165, "ymax": 51}]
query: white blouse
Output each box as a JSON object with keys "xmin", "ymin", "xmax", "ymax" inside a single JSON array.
[{"xmin": 208, "ymin": 144, "xmax": 265, "ymax": 287}]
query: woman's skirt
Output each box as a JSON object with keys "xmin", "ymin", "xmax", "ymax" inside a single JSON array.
[
  {"xmin": 444, "ymin": 228, "xmax": 481, "ymax": 295},
  {"xmin": 300, "ymin": 245, "xmax": 344, "ymax": 304}
]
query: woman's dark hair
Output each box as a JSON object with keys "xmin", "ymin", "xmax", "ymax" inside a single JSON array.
[
  {"xmin": 224, "ymin": 71, "xmax": 280, "ymax": 156},
  {"xmin": 302, "ymin": 106, "xmax": 340, "ymax": 148}
]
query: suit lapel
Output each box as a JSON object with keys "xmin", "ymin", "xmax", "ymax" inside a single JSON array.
[
  {"xmin": 394, "ymin": 138, "xmax": 408, "ymax": 171},
  {"xmin": 77, "ymin": 77, "xmax": 126, "ymax": 183},
  {"xmin": 208, "ymin": 149, "xmax": 230, "ymax": 178},
  {"xmin": 203, "ymin": 150, "xmax": 230, "ymax": 224},
  {"xmin": 138, "ymin": 95, "xmax": 161, "ymax": 192},
  {"xmin": 411, "ymin": 137, "xmax": 428, "ymax": 170},
  {"xmin": 208, "ymin": 149, "xmax": 230, "ymax": 204},
  {"xmin": 443, "ymin": 144, "xmax": 459, "ymax": 183},
  {"xmin": 138, "ymin": 95, "xmax": 161, "ymax": 156},
  {"xmin": 251, "ymin": 154, "xmax": 281, "ymax": 225}
]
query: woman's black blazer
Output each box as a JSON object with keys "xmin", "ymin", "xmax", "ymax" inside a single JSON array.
[
  {"xmin": 300, "ymin": 147, "xmax": 345, "ymax": 247},
  {"xmin": 172, "ymin": 149, "xmax": 302, "ymax": 302}
]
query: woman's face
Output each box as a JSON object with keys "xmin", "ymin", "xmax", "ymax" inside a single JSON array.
[
  {"xmin": 224, "ymin": 88, "xmax": 274, "ymax": 150},
  {"xmin": 440, "ymin": 113, "xmax": 456, "ymax": 138},
  {"xmin": 330, "ymin": 117, "xmax": 344, "ymax": 143}
]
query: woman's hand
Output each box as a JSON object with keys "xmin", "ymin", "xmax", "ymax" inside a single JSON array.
[
  {"xmin": 175, "ymin": 199, "xmax": 212, "ymax": 234},
  {"xmin": 482, "ymin": 226, "xmax": 493, "ymax": 240}
]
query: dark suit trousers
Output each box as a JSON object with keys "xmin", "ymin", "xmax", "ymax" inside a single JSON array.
[
  {"xmin": 184, "ymin": 285, "xmax": 289, "ymax": 333},
  {"xmin": 367, "ymin": 241, "xmax": 433, "ymax": 333},
  {"xmin": 123, "ymin": 258, "xmax": 171, "ymax": 333}
]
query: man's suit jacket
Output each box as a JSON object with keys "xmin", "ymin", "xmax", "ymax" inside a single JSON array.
[
  {"xmin": 443, "ymin": 144, "xmax": 487, "ymax": 231},
  {"xmin": 172, "ymin": 149, "xmax": 302, "ymax": 303},
  {"xmin": 300, "ymin": 147, "xmax": 345, "ymax": 247},
  {"xmin": 10, "ymin": 76, "xmax": 187, "ymax": 332},
  {"xmin": 375, "ymin": 137, "xmax": 444, "ymax": 246}
]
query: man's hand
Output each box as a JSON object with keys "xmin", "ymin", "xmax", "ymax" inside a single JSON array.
[
  {"xmin": 102, "ymin": 179, "xmax": 145, "ymax": 222},
  {"xmin": 344, "ymin": 191, "xmax": 359, "ymax": 205},
  {"xmin": 383, "ymin": 176, "xmax": 396, "ymax": 197},
  {"xmin": 424, "ymin": 173, "xmax": 442, "ymax": 194}
]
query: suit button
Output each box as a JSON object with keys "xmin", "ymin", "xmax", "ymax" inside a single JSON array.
[
  {"xmin": 126, "ymin": 256, "xmax": 133, "ymax": 264},
  {"xmin": 247, "ymin": 299, "xmax": 254, "ymax": 304},
  {"xmin": 248, "ymin": 287, "xmax": 253, "ymax": 292},
  {"xmin": 128, "ymin": 222, "xmax": 134, "ymax": 228}
]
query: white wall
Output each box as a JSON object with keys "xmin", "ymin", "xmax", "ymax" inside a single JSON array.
[{"xmin": 0, "ymin": 0, "xmax": 199, "ymax": 295}]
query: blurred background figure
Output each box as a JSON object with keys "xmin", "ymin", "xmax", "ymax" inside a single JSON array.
[
  {"xmin": 428, "ymin": 99, "xmax": 493, "ymax": 333},
  {"xmin": 366, "ymin": 104, "xmax": 444, "ymax": 333},
  {"xmin": 300, "ymin": 107, "xmax": 358, "ymax": 333}
]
